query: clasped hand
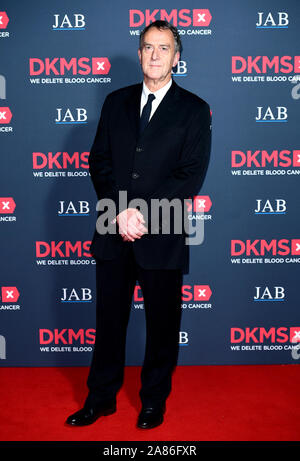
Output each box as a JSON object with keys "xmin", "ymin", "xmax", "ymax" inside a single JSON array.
[{"xmin": 116, "ymin": 208, "xmax": 148, "ymax": 242}]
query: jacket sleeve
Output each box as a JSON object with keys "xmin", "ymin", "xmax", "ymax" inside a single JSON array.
[
  {"xmin": 88, "ymin": 95, "xmax": 129, "ymax": 223},
  {"xmin": 88, "ymin": 95, "xmax": 120, "ymax": 210}
]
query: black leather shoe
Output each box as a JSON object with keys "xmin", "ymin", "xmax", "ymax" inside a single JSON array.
[
  {"xmin": 66, "ymin": 402, "xmax": 116, "ymax": 426},
  {"xmin": 137, "ymin": 404, "xmax": 166, "ymax": 429}
]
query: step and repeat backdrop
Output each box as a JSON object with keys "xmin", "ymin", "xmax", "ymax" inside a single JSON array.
[{"xmin": 1, "ymin": 0, "xmax": 300, "ymax": 367}]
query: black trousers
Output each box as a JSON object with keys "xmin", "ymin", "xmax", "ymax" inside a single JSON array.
[{"xmin": 85, "ymin": 242, "xmax": 183, "ymax": 409}]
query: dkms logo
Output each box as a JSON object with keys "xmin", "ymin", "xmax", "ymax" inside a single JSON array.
[
  {"xmin": 0, "ymin": 11, "xmax": 9, "ymax": 29},
  {"xmin": 0, "ymin": 106, "xmax": 12, "ymax": 123},
  {"xmin": 0, "ymin": 11, "xmax": 9, "ymax": 38},
  {"xmin": 36, "ymin": 240, "xmax": 92, "ymax": 259},
  {"xmin": 39, "ymin": 329, "xmax": 95, "ymax": 353},
  {"xmin": 29, "ymin": 57, "xmax": 111, "ymax": 76},
  {"xmin": 0, "ymin": 197, "xmax": 15, "ymax": 212},
  {"xmin": 29, "ymin": 58, "xmax": 111, "ymax": 85},
  {"xmin": 0, "ymin": 286, "xmax": 21, "ymax": 311},
  {"xmin": 231, "ymin": 149, "xmax": 300, "ymax": 177},
  {"xmin": 1, "ymin": 286, "xmax": 19, "ymax": 303},
  {"xmin": 181, "ymin": 284, "xmax": 212, "ymax": 310},
  {"xmin": 129, "ymin": 8, "xmax": 212, "ymax": 36},
  {"xmin": 32, "ymin": 151, "xmax": 90, "ymax": 179},
  {"xmin": 230, "ymin": 239, "xmax": 300, "ymax": 265},
  {"xmin": 0, "ymin": 106, "xmax": 13, "ymax": 133},
  {"xmin": 231, "ymin": 55, "xmax": 300, "ymax": 84},
  {"xmin": 231, "ymin": 327, "xmax": 300, "ymax": 344}
]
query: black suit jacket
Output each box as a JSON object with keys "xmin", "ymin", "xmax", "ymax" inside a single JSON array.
[{"xmin": 88, "ymin": 80, "xmax": 211, "ymax": 274}]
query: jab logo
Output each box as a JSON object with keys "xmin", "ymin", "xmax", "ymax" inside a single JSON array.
[
  {"xmin": 0, "ymin": 197, "xmax": 16, "ymax": 214},
  {"xmin": 58, "ymin": 200, "xmax": 90, "ymax": 216},
  {"xmin": 232, "ymin": 56, "xmax": 300, "ymax": 74},
  {"xmin": 172, "ymin": 60, "xmax": 187, "ymax": 77},
  {"xmin": 60, "ymin": 288, "xmax": 92, "ymax": 303},
  {"xmin": 0, "ymin": 107, "xmax": 12, "ymax": 123},
  {"xmin": 255, "ymin": 106, "xmax": 288, "ymax": 122},
  {"xmin": 231, "ymin": 327, "xmax": 300, "ymax": 344},
  {"xmin": 256, "ymin": 12, "xmax": 289, "ymax": 29},
  {"xmin": 55, "ymin": 108, "xmax": 87, "ymax": 124},
  {"xmin": 29, "ymin": 57, "xmax": 111, "ymax": 76},
  {"xmin": 1, "ymin": 286, "xmax": 19, "ymax": 303},
  {"xmin": 231, "ymin": 239, "xmax": 300, "ymax": 256},
  {"xmin": 253, "ymin": 286, "xmax": 285, "ymax": 302},
  {"xmin": 52, "ymin": 14, "xmax": 86, "ymax": 30},
  {"xmin": 179, "ymin": 331, "xmax": 189, "ymax": 346},
  {"xmin": 129, "ymin": 9, "xmax": 212, "ymax": 27},
  {"xmin": 231, "ymin": 150, "xmax": 300, "ymax": 169},
  {"xmin": 254, "ymin": 199, "xmax": 286, "ymax": 214}
]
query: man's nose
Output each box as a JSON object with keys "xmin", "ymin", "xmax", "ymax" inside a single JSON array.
[{"xmin": 151, "ymin": 48, "xmax": 159, "ymax": 60}]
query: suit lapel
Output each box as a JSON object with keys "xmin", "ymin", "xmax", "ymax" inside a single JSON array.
[
  {"xmin": 125, "ymin": 83, "xmax": 143, "ymax": 141},
  {"xmin": 125, "ymin": 80, "xmax": 180, "ymax": 142},
  {"xmin": 139, "ymin": 80, "xmax": 180, "ymax": 141}
]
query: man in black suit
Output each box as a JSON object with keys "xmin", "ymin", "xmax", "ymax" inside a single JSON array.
[{"xmin": 66, "ymin": 20, "xmax": 211, "ymax": 429}]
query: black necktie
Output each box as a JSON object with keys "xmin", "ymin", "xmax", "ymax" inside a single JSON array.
[{"xmin": 139, "ymin": 93, "xmax": 155, "ymax": 135}]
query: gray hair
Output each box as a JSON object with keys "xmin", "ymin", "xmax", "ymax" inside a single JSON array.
[{"xmin": 139, "ymin": 20, "xmax": 182, "ymax": 54}]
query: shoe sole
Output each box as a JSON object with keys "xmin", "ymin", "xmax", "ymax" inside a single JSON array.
[
  {"xmin": 65, "ymin": 407, "xmax": 116, "ymax": 427},
  {"xmin": 137, "ymin": 416, "xmax": 164, "ymax": 430}
]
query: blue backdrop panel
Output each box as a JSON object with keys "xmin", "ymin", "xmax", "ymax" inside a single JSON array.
[{"xmin": 1, "ymin": 0, "xmax": 299, "ymax": 366}]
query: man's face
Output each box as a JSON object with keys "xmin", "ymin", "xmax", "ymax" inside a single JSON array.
[{"xmin": 138, "ymin": 27, "xmax": 180, "ymax": 84}]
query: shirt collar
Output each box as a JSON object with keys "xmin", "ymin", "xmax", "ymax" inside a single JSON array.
[{"xmin": 142, "ymin": 78, "xmax": 173, "ymax": 103}]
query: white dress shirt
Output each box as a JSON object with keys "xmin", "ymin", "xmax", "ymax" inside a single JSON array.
[{"xmin": 140, "ymin": 78, "xmax": 172, "ymax": 120}]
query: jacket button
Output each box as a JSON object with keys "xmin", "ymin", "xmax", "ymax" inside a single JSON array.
[
  {"xmin": 132, "ymin": 172, "xmax": 140, "ymax": 179},
  {"xmin": 136, "ymin": 147, "xmax": 143, "ymax": 152}
]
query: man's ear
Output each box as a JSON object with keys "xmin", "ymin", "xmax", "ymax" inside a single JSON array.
[
  {"xmin": 138, "ymin": 48, "xmax": 142, "ymax": 64},
  {"xmin": 172, "ymin": 51, "xmax": 180, "ymax": 68}
]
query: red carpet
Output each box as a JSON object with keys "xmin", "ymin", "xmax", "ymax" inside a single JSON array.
[{"xmin": 0, "ymin": 365, "xmax": 299, "ymax": 441}]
